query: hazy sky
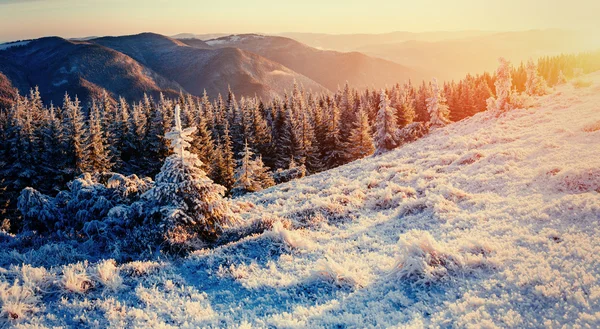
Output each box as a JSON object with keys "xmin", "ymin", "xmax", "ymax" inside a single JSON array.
[{"xmin": 0, "ymin": 0, "xmax": 598, "ymax": 42}]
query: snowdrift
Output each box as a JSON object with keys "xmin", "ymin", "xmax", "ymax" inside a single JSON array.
[{"xmin": 1, "ymin": 73, "xmax": 600, "ymax": 327}]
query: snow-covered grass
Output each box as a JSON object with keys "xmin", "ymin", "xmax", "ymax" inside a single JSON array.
[{"xmin": 1, "ymin": 72, "xmax": 600, "ymax": 327}]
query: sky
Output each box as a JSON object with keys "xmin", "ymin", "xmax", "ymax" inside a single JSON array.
[{"xmin": 0, "ymin": 0, "xmax": 599, "ymax": 42}]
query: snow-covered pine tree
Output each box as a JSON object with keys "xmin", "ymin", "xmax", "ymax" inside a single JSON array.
[
  {"xmin": 146, "ymin": 105, "xmax": 237, "ymax": 243},
  {"xmin": 84, "ymin": 101, "xmax": 112, "ymax": 173},
  {"xmin": 375, "ymin": 90, "xmax": 398, "ymax": 154},
  {"xmin": 487, "ymin": 57, "xmax": 513, "ymax": 114},
  {"xmin": 251, "ymin": 155, "xmax": 275, "ymax": 190},
  {"xmin": 347, "ymin": 105, "xmax": 375, "ymax": 160},
  {"xmin": 234, "ymin": 139, "xmax": 254, "ymax": 192},
  {"xmin": 557, "ymin": 70, "xmax": 567, "ymax": 84},
  {"xmin": 426, "ymin": 78, "xmax": 451, "ymax": 129},
  {"xmin": 233, "ymin": 140, "xmax": 275, "ymax": 195},
  {"xmin": 525, "ymin": 59, "xmax": 548, "ymax": 96}
]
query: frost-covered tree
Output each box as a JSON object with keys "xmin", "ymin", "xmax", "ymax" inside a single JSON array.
[
  {"xmin": 487, "ymin": 57, "xmax": 513, "ymax": 114},
  {"xmin": 233, "ymin": 140, "xmax": 274, "ymax": 195},
  {"xmin": 557, "ymin": 70, "xmax": 567, "ymax": 84},
  {"xmin": 426, "ymin": 78, "xmax": 451, "ymax": 129},
  {"xmin": 347, "ymin": 105, "xmax": 374, "ymax": 159},
  {"xmin": 375, "ymin": 90, "xmax": 398, "ymax": 154},
  {"xmin": 525, "ymin": 59, "xmax": 548, "ymax": 96},
  {"xmin": 145, "ymin": 105, "xmax": 238, "ymax": 242}
]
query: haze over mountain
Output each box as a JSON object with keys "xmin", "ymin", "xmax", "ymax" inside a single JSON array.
[
  {"xmin": 279, "ymin": 30, "xmax": 497, "ymax": 51},
  {"xmin": 356, "ymin": 29, "xmax": 600, "ymax": 81},
  {"xmin": 181, "ymin": 34, "xmax": 424, "ymax": 91}
]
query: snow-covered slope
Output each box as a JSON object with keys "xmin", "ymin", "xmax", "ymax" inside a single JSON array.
[{"xmin": 2, "ymin": 74, "xmax": 600, "ymax": 328}]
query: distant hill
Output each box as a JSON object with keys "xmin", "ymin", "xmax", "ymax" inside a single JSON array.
[
  {"xmin": 193, "ymin": 34, "xmax": 425, "ymax": 91},
  {"xmin": 0, "ymin": 36, "xmax": 182, "ymax": 106},
  {"xmin": 0, "ymin": 33, "xmax": 326, "ymax": 106},
  {"xmin": 91, "ymin": 33, "xmax": 326, "ymax": 100}
]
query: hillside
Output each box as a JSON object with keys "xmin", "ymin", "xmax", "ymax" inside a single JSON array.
[
  {"xmin": 1, "ymin": 73, "xmax": 599, "ymax": 327},
  {"xmin": 0, "ymin": 72, "xmax": 17, "ymax": 109},
  {"xmin": 190, "ymin": 34, "xmax": 424, "ymax": 91}
]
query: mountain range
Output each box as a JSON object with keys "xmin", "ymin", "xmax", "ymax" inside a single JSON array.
[
  {"xmin": 1, "ymin": 29, "xmax": 598, "ymax": 107},
  {"xmin": 0, "ymin": 32, "xmax": 420, "ymax": 106},
  {"xmin": 182, "ymin": 34, "xmax": 422, "ymax": 91}
]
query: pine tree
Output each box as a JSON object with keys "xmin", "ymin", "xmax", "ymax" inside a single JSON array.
[
  {"xmin": 294, "ymin": 103, "xmax": 317, "ymax": 170},
  {"xmin": 426, "ymin": 78, "xmax": 451, "ymax": 129},
  {"xmin": 375, "ymin": 90, "xmax": 398, "ymax": 154},
  {"xmin": 272, "ymin": 100, "xmax": 292, "ymax": 169},
  {"xmin": 251, "ymin": 155, "xmax": 275, "ymax": 190},
  {"xmin": 487, "ymin": 57, "xmax": 514, "ymax": 114},
  {"xmin": 557, "ymin": 70, "xmax": 567, "ymax": 84},
  {"xmin": 322, "ymin": 102, "xmax": 344, "ymax": 168},
  {"xmin": 398, "ymin": 85, "xmax": 416, "ymax": 127},
  {"xmin": 216, "ymin": 121, "xmax": 235, "ymax": 190},
  {"xmin": 525, "ymin": 59, "xmax": 548, "ymax": 96},
  {"xmin": 84, "ymin": 101, "xmax": 112, "ymax": 173},
  {"xmin": 347, "ymin": 105, "xmax": 375, "ymax": 160},
  {"xmin": 62, "ymin": 94, "xmax": 87, "ymax": 174},
  {"xmin": 146, "ymin": 105, "xmax": 238, "ymax": 242},
  {"xmin": 190, "ymin": 110, "xmax": 215, "ymax": 175},
  {"xmin": 146, "ymin": 94, "xmax": 172, "ymax": 172},
  {"xmin": 232, "ymin": 143, "xmax": 275, "ymax": 195},
  {"xmin": 40, "ymin": 104, "xmax": 64, "ymax": 177},
  {"xmin": 234, "ymin": 140, "xmax": 275, "ymax": 194}
]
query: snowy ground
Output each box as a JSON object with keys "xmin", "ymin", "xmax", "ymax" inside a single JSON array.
[{"xmin": 2, "ymin": 73, "xmax": 600, "ymax": 328}]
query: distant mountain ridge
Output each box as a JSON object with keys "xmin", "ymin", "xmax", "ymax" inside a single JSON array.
[
  {"xmin": 181, "ymin": 33, "xmax": 426, "ymax": 91},
  {"xmin": 0, "ymin": 33, "xmax": 327, "ymax": 106}
]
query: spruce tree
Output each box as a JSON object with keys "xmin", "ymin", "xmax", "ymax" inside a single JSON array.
[
  {"xmin": 525, "ymin": 59, "xmax": 548, "ymax": 96},
  {"xmin": 398, "ymin": 85, "xmax": 416, "ymax": 127},
  {"xmin": 218, "ymin": 121, "xmax": 236, "ymax": 190},
  {"xmin": 62, "ymin": 94, "xmax": 87, "ymax": 174},
  {"xmin": 348, "ymin": 105, "xmax": 375, "ymax": 160},
  {"xmin": 487, "ymin": 57, "xmax": 514, "ymax": 114},
  {"xmin": 375, "ymin": 90, "xmax": 398, "ymax": 154},
  {"xmin": 84, "ymin": 101, "xmax": 112, "ymax": 173},
  {"xmin": 146, "ymin": 105, "xmax": 238, "ymax": 242},
  {"xmin": 427, "ymin": 78, "xmax": 451, "ymax": 129}
]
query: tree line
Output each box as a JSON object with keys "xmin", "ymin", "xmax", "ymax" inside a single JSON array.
[{"xmin": 2, "ymin": 51, "xmax": 600, "ymax": 232}]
